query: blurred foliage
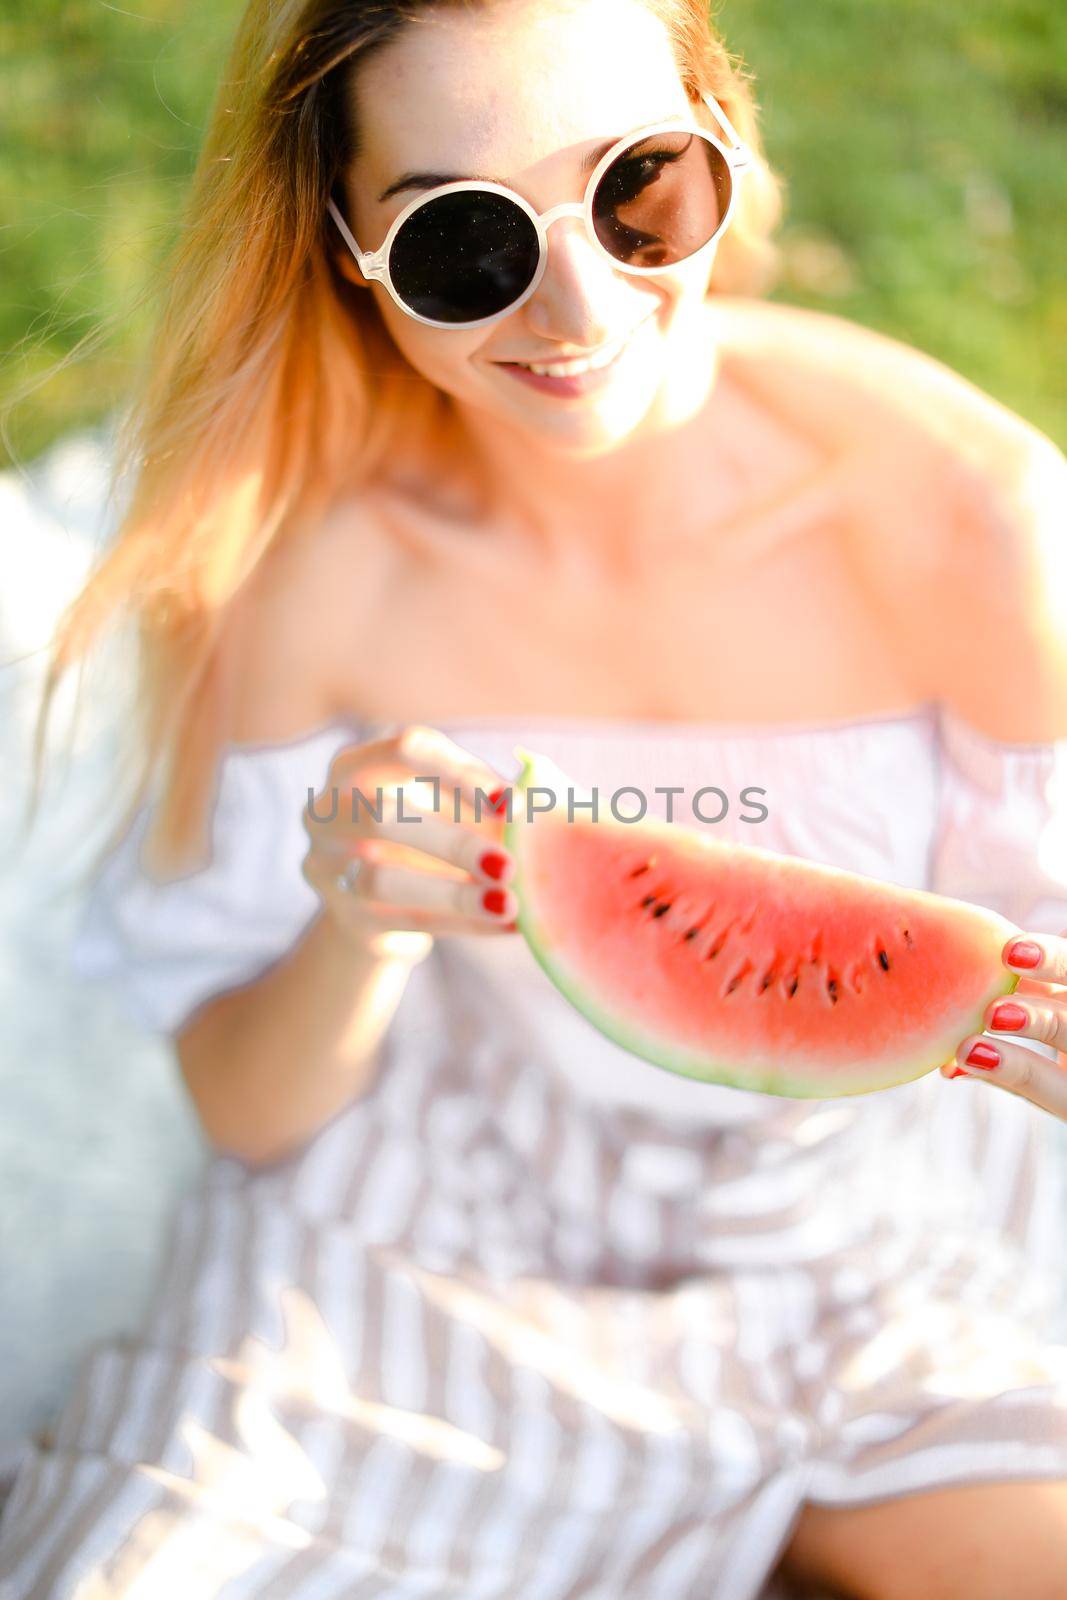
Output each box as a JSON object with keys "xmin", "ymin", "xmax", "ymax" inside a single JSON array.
[
  {"xmin": 2, "ymin": 0, "xmax": 1065, "ymax": 465},
  {"xmin": 720, "ymin": 0, "xmax": 1067, "ymax": 447},
  {"xmin": 0, "ymin": 0, "xmax": 238, "ymax": 467}
]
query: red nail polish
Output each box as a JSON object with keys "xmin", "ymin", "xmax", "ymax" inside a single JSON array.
[
  {"xmin": 965, "ymin": 1042, "xmax": 1001, "ymax": 1070},
  {"xmin": 948, "ymin": 1067, "xmax": 968, "ymax": 1079},
  {"xmin": 482, "ymin": 888, "xmax": 508, "ymax": 914},
  {"xmin": 486, "ymin": 787, "xmax": 510, "ymax": 816},
  {"xmin": 1006, "ymin": 939, "xmax": 1043, "ymax": 970},
  {"xmin": 479, "ymin": 849, "xmax": 511, "ymax": 881},
  {"xmin": 990, "ymin": 1002, "xmax": 1028, "ymax": 1032}
]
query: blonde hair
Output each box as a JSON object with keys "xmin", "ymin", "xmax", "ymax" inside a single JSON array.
[{"xmin": 22, "ymin": 0, "xmax": 785, "ymax": 880}]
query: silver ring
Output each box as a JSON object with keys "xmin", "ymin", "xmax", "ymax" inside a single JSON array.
[{"xmin": 336, "ymin": 858, "xmax": 363, "ymax": 895}]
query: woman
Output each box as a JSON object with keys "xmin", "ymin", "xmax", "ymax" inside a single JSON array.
[{"xmin": 3, "ymin": 0, "xmax": 1067, "ymax": 1595}]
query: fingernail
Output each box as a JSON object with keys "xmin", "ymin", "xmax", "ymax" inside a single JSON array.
[
  {"xmin": 486, "ymin": 787, "xmax": 511, "ymax": 816},
  {"xmin": 482, "ymin": 888, "xmax": 508, "ymax": 914},
  {"xmin": 965, "ymin": 1042, "xmax": 1001, "ymax": 1070},
  {"xmin": 1006, "ymin": 939, "xmax": 1043, "ymax": 970},
  {"xmin": 990, "ymin": 1001, "xmax": 1028, "ymax": 1031},
  {"xmin": 478, "ymin": 849, "xmax": 511, "ymax": 881}
]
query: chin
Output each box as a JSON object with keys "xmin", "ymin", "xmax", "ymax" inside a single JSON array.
[{"xmin": 506, "ymin": 373, "xmax": 666, "ymax": 455}]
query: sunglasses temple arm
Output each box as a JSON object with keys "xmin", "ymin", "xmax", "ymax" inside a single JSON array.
[
  {"xmin": 700, "ymin": 92, "xmax": 754, "ymax": 168},
  {"xmin": 327, "ymin": 197, "xmax": 382, "ymax": 279}
]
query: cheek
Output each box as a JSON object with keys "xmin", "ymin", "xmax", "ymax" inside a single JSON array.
[{"xmin": 376, "ymin": 296, "xmax": 484, "ymax": 389}]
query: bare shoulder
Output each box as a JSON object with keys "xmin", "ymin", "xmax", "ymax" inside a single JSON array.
[
  {"xmin": 717, "ymin": 296, "xmax": 1051, "ymax": 471},
  {"xmin": 719, "ymin": 298, "xmax": 1067, "ymax": 739},
  {"xmin": 933, "ymin": 426, "xmax": 1067, "ymax": 741},
  {"xmin": 216, "ymin": 491, "xmax": 398, "ymax": 745}
]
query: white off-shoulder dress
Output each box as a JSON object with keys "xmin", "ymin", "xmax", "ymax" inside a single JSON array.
[{"xmin": 2, "ymin": 703, "xmax": 1067, "ymax": 1600}]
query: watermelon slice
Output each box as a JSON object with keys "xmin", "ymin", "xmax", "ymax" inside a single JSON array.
[{"xmin": 503, "ymin": 748, "xmax": 1019, "ymax": 1098}]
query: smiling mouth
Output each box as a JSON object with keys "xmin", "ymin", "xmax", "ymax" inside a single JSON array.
[{"xmin": 496, "ymin": 316, "xmax": 654, "ymax": 378}]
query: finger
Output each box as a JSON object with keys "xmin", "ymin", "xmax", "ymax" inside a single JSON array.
[
  {"xmin": 1003, "ymin": 933, "xmax": 1067, "ymax": 989},
  {"xmin": 983, "ymin": 992, "xmax": 1067, "ymax": 1056},
  {"xmin": 319, "ymin": 797, "xmax": 515, "ymax": 882},
  {"xmin": 330, "ymin": 725, "xmax": 508, "ymax": 817},
  {"xmin": 305, "ymin": 848, "xmax": 517, "ymax": 939},
  {"xmin": 308, "ymin": 773, "xmax": 441, "ymax": 852},
  {"xmin": 335, "ymin": 857, "xmax": 518, "ymax": 924},
  {"xmin": 944, "ymin": 1032, "xmax": 1067, "ymax": 1120}
]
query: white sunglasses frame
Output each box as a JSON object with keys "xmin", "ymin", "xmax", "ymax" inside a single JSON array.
[{"xmin": 326, "ymin": 90, "xmax": 753, "ymax": 331}]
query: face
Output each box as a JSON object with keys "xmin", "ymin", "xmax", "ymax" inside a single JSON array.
[{"xmin": 336, "ymin": 0, "xmax": 724, "ymax": 459}]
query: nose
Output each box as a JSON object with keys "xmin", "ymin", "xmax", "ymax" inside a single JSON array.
[{"xmin": 523, "ymin": 206, "xmax": 636, "ymax": 345}]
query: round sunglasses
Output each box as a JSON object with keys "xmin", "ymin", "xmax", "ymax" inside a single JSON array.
[{"xmin": 327, "ymin": 91, "xmax": 752, "ymax": 330}]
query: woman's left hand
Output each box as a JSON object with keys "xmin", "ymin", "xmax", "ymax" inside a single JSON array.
[{"xmin": 940, "ymin": 932, "xmax": 1067, "ymax": 1118}]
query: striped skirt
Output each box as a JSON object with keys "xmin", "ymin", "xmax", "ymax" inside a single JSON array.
[{"xmin": 3, "ymin": 1021, "xmax": 1067, "ymax": 1600}]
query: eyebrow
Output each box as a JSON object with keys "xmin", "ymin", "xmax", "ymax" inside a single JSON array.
[{"xmin": 376, "ymin": 117, "xmax": 680, "ymax": 204}]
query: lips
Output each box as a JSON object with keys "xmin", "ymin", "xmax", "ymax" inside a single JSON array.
[
  {"xmin": 505, "ymin": 342, "xmax": 620, "ymax": 369},
  {"xmin": 495, "ymin": 314, "xmax": 654, "ymax": 375},
  {"xmin": 498, "ymin": 343, "xmax": 629, "ymax": 398}
]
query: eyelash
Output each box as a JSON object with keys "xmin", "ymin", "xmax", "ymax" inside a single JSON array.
[{"xmin": 599, "ymin": 146, "xmax": 685, "ymax": 199}]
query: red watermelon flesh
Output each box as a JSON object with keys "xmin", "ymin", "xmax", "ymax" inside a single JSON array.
[{"xmin": 504, "ymin": 749, "xmax": 1019, "ymax": 1098}]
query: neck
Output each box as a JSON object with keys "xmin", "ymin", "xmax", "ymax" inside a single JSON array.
[{"xmin": 452, "ymin": 299, "xmax": 735, "ymax": 570}]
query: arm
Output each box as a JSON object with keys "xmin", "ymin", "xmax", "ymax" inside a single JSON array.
[
  {"xmin": 169, "ymin": 518, "xmax": 516, "ymax": 1167},
  {"xmin": 923, "ymin": 426, "xmax": 1067, "ymax": 741},
  {"xmin": 172, "ymin": 501, "xmax": 419, "ymax": 1169},
  {"xmin": 173, "ymin": 722, "xmax": 516, "ymax": 1170},
  {"xmin": 174, "ymin": 911, "xmax": 427, "ymax": 1170},
  {"xmin": 929, "ymin": 429, "xmax": 1067, "ymax": 1118}
]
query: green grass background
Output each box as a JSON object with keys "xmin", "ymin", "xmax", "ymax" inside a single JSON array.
[{"xmin": 2, "ymin": 0, "xmax": 1065, "ymax": 465}]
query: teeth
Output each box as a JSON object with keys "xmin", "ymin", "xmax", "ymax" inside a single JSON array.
[{"xmin": 520, "ymin": 332, "xmax": 630, "ymax": 378}]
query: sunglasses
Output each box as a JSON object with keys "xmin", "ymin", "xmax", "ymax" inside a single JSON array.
[{"xmin": 327, "ymin": 91, "xmax": 752, "ymax": 330}]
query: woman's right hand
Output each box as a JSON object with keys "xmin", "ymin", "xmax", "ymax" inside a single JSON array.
[{"xmin": 300, "ymin": 723, "xmax": 517, "ymax": 962}]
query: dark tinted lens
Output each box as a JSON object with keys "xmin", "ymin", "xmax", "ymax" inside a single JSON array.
[
  {"xmin": 592, "ymin": 131, "xmax": 731, "ymax": 268},
  {"xmin": 387, "ymin": 190, "xmax": 541, "ymax": 323}
]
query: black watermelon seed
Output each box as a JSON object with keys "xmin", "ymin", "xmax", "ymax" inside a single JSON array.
[
  {"xmin": 652, "ymin": 902, "xmax": 671, "ymax": 918},
  {"xmin": 903, "ymin": 928, "xmax": 914, "ymax": 948},
  {"xmin": 787, "ymin": 976, "xmax": 799, "ymax": 997},
  {"xmin": 629, "ymin": 863, "xmax": 651, "ymax": 878},
  {"xmin": 640, "ymin": 894, "xmax": 656, "ymax": 908},
  {"xmin": 684, "ymin": 927, "xmax": 700, "ymax": 940},
  {"xmin": 878, "ymin": 949, "xmax": 890, "ymax": 971},
  {"xmin": 827, "ymin": 978, "xmax": 839, "ymax": 1003},
  {"xmin": 760, "ymin": 971, "xmax": 775, "ymax": 991}
]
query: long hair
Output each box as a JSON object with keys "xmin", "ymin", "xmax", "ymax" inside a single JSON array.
[{"xmin": 21, "ymin": 0, "xmax": 786, "ymax": 880}]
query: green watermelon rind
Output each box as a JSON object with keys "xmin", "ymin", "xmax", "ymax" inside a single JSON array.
[{"xmin": 504, "ymin": 748, "xmax": 1020, "ymax": 1100}]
